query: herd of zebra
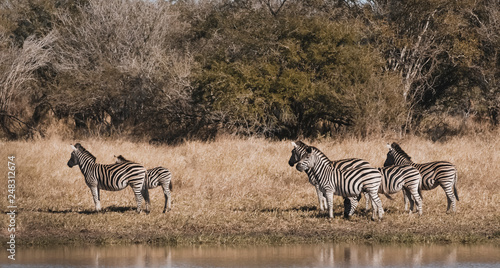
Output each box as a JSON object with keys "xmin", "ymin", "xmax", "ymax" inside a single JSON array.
[
  {"xmin": 67, "ymin": 143, "xmax": 172, "ymax": 214},
  {"xmin": 289, "ymin": 141, "xmax": 459, "ymax": 220},
  {"xmin": 67, "ymin": 141, "xmax": 458, "ymax": 219}
]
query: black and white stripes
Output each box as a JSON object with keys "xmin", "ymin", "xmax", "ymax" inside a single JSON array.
[
  {"xmin": 67, "ymin": 143, "xmax": 150, "ymax": 213},
  {"xmin": 115, "ymin": 155, "xmax": 173, "ymax": 213},
  {"xmin": 288, "ymin": 141, "xmax": 370, "ymax": 212},
  {"xmin": 384, "ymin": 142, "xmax": 459, "ymax": 213},
  {"xmin": 294, "ymin": 143, "xmax": 384, "ymax": 220}
]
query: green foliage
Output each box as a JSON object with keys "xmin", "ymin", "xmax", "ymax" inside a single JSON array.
[
  {"xmin": 0, "ymin": 0, "xmax": 498, "ymax": 140},
  {"xmin": 193, "ymin": 7, "xmax": 404, "ymax": 138}
]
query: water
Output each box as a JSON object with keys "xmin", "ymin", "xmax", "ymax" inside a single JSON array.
[{"xmin": 2, "ymin": 244, "xmax": 499, "ymax": 268}]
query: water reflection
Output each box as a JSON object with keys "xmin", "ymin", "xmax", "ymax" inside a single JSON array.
[{"xmin": 3, "ymin": 244, "xmax": 500, "ymax": 267}]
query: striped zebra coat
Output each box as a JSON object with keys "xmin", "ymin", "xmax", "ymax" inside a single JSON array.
[
  {"xmin": 288, "ymin": 141, "xmax": 371, "ymax": 213},
  {"xmin": 384, "ymin": 142, "xmax": 459, "ymax": 213},
  {"xmin": 372, "ymin": 165, "xmax": 423, "ymax": 215},
  {"xmin": 115, "ymin": 155, "xmax": 173, "ymax": 213},
  {"xmin": 67, "ymin": 144, "xmax": 150, "ymax": 213},
  {"xmin": 345, "ymin": 165, "xmax": 423, "ymax": 217},
  {"xmin": 295, "ymin": 144, "xmax": 384, "ymax": 220}
]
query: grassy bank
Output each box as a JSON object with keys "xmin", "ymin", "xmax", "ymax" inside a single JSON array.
[{"xmin": 1, "ymin": 136, "xmax": 500, "ymax": 246}]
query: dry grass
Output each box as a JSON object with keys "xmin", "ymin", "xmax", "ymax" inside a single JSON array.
[{"xmin": 1, "ymin": 135, "xmax": 500, "ymax": 246}]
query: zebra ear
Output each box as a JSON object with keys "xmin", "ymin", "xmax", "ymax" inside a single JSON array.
[
  {"xmin": 71, "ymin": 145, "xmax": 77, "ymax": 151},
  {"xmin": 386, "ymin": 143, "xmax": 392, "ymax": 150},
  {"xmin": 306, "ymin": 146, "xmax": 312, "ymax": 153},
  {"xmin": 291, "ymin": 142, "xmax": 297, "ymax": 148}
]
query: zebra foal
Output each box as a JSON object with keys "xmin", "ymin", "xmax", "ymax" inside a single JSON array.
[
  {"xmin": 115, "ymin": 155, "xmax": 173, "ymax": 213},
  {"xmin": 294, "ymin": 144, "xmax": 384, "ymax": 220},
  {"xmin": 67, "ymin": 143, "xmax": 150, "ymax": 213},
  {"xmin": 288, "ymin": 141, "xmax": 371, "ymax": 213},
  {"xmin": 384, "ymin": 142, "xmax": 459, "ymax": 213}
]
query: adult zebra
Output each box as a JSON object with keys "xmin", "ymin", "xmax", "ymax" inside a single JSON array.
[
  {"xmin": 67, "ymin": 143, "xmax": 150, "ymax": 213},
  {"xmin": 353, "ymin": 165, "xmax": 423, "ymax": 216},
  {"xmin": 288, "ymin": 141, "xmax": 371, "ymax": 213},
  {"xmin": 295, "ymin": 144, "xmax": 384, "ymax": 220},
  {"xmin": 115, "ymin": 155, "xmax": 173, "ymax": 213},
  {"xmin": 384, "ymin": 142, "xmax": 458, "ymax": 213}
]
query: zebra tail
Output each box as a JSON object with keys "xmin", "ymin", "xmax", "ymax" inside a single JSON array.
[
  {"xmin": 169, "ymin": 180, "xmax": 173, "ymax": 191},
  {"xmin": 384, "ymin": 193, "xmax": 394, "ymax": 200},
  {"xmin": 142, "ymin": 173, "xmax": 150, "ymax": 203},
  {"xmin": 454, "ymin": 173, "xmax": 459, "ymax": 201},
  {"xmin": 418, "ymin": 187, "xmax": 423, "ymax": 200}
]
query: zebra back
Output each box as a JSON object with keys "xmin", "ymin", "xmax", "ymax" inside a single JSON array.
[
  {"xmin": 385, "ymin": 142, "xmax": 457, "ymax": 191},
  {"xmin": 377, "ymin": 165, "xmax": 421, "ymax": 194},
  {"xmin": 297, "ymin": 146, "xmax": 381, "ymax": 198},
  {"xmin": 115, "ymin": 155, "xmax": 172, "ymax": 190},
  {"xmin": 147, "ymin": 167, "xmax": 172, "ymax": 190},
  {"xmin": 290, "ymin": 141, "xmax": 371, "ymax": 184},
  {"xmin": 70, "ymin": 145, "xmax": 147, "ymax": 191}
]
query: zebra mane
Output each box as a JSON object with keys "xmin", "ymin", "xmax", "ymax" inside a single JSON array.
[
  {"xmin": 309, "ymin": 146, "xmax": 333, "ymax": 164},
  {"xmin": 390, "ymin": 142, "xmax": 412, "ymax": 160},
  {"xmin": 75, "ymin": 143, "xmax": 97, "ymax": 162},
  {"xmin": 294, "ymin": 140, "xmax": 307, "ymax": 148},
  {"xmin": 115, "ymin": 155, "xmax": 130, "ymax": 163}
]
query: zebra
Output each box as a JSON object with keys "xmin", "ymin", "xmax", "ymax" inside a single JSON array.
[
  {"xmin": 67, "ymin": 143, "xmax": 150, "ymax": 213},
  {"xmin": 115, "ymin": 155, "xmax": 173, "ymax": 213},
  {"xmin": 353, "ymin": 165, "xmax": 423, "ymax": 216},
  {"xmin": 288, "ymin": 141, "xmax": 371, "ymax": 213},
  {"xmin": 294, "ymin": 144, "xmax": 384, "ymax": 220},
  {"xmin": 384, "ymin": 142, "xmax": 459, "ymax": 213}
]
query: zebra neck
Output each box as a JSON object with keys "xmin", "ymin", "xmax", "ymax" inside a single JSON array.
[
  {"xmin": 306, "ymin": 169, "xmax": 317, "ymax": 184},
  {"xmin": 396, "ymin": 158, "xmax": 413, "ymax": 165},
  {"xmin": 77, "ymin": 154, "xmax": 98, "ymax": 176},
  {"xmin": 310, "ymin": 160, "xmax": 334, "ymax": 179}
]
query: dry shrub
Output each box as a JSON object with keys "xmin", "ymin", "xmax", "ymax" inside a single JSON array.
[{"xmin": 417, "ymin": 113, "xmax": 494, "ymax": 142}]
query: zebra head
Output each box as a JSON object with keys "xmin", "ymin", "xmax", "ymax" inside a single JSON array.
[
  {"xmin": 296, "ymin": 146, "xmax": 315, "ymax": 172},
  {"xmin": 67, "ymin": 144, "xmax": 80, "ymax": 167},
  {"xmin": 67, "ymin": 143, "xmax": 96, "ymax": 168},
  {"xmin": 384, "ymin": 142, "xmax": 412, "ymax": 166},
  {"xmin": 288, "ymin": 141, "xmax": 309, "ymax": 167},
  {"xmin": 114, "ymin": 155, "xmax": 129, "ymax": 164}
]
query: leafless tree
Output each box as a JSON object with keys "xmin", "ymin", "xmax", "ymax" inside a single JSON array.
[
  {"xmin": 53, "ymin": 0, "xmax": 194, "ymax": 134},
  {"xmin": 0, "ymin": 31, "xmax": 56, "ymax": 137}
]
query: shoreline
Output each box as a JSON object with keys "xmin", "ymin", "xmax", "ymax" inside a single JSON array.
[{"xmin": 5, "ymin": 208, "xmax": 500, "ymax": 247}]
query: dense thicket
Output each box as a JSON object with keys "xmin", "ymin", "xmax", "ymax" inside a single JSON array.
[{"xmin": 1, "ymin": 0, "xmax": 498, "ymax": 142}]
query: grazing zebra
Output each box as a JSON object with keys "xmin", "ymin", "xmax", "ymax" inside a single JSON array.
[
  {"xmin": 115, "ymin": 155, "xmax": 173, "ymax": 213},
  {"xmin": 295, "ymin": 144, "xmax": 384, "ymax": 220},
  {"xmin": 288, "ymin": 141, "xmax": 371, "ymax": 212},
  {"xmin": 353, "ymin": 165, "xmax": 423, "ymax": 216},
  {"xmin": 384, "ymin": 142, "xmax": 459, "ymax": 213},
  {"xmin": 67, "ymin": 144, "xmax": 150, "ymax": 213}
]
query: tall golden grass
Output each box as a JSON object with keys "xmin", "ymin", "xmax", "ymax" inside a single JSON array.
[{"xmin": 1, "ymin": 134, "xmax": 499, "ymax": 246}]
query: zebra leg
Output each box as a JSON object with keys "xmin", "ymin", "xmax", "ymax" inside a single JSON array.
[
  {"xmin": 325, "ymin": 191, "xmax": 334, "ymax": 219},
  {"xmin": 403, "ymin": 190, "xmax": 410, "ymax": 212},
  {"xmin": 315, "ymin": 185, "xmax": 326, "ymax": 211},
  {"xmin": 140, "ymin": 182, "xmax": 151, "ymax": 214},
  {"xmin": 443, "ymin": 184, "xmax": 456, "ymax": 214},
  {"xmin": 162, "ymin": 183, "xmax": 172, "ymax": 213},
  {"xmin": 367, "ymin": 191, "xmax": 384, "ymax": 221},
  {"xmin": 409, "ymin": 187, "xmax": 423, "ymax": 216},
  {"xmin": 344, "ymin": 196, "xmax": 360, "ymax": 219},
  {"xmin": 90, "ymin": 186, "xmax": 101, "ymax": 212},
  {"xmin": 364, "ymin": 192, "xmax": 370, "ymax": 211},
  {"xmin": 403, "ymin": 188, "xmax": 414, "ymax": 214}
]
